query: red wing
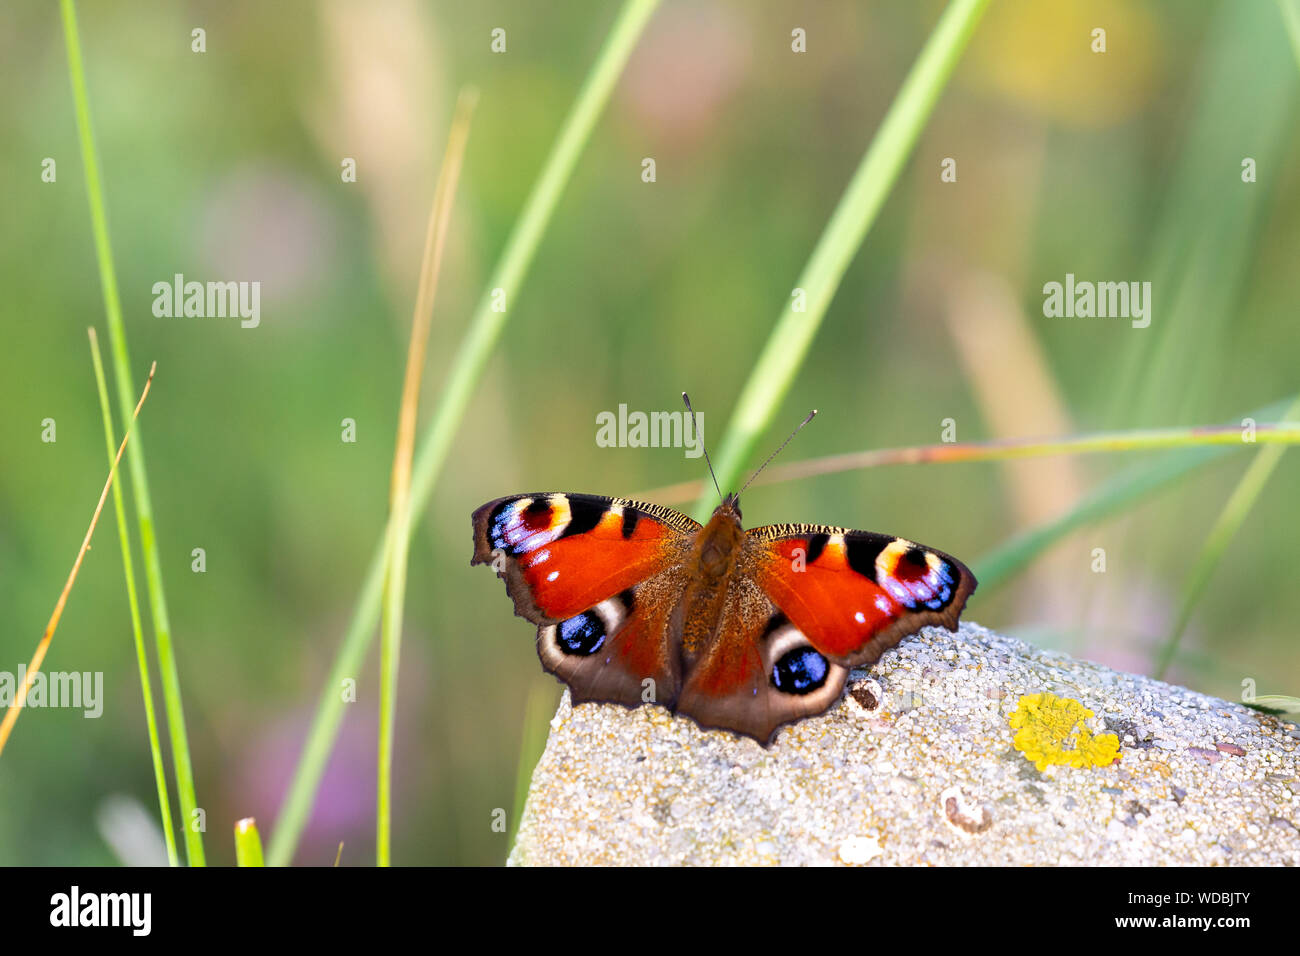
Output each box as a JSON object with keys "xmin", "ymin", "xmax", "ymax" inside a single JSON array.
[
  {"xmin": 470, "ymin": 493, "xmax": 699, "ymax": 623},
  {"xmin": 675, "ymin": 582, "xmax": 850, "ymax": 745},
  {"xmin": 535, "ymin": 572, "xmax": 687, "ymax": 709},
  {"xmin": 749, "ymin": 525, "xmax": 977, "ymax": 668}
]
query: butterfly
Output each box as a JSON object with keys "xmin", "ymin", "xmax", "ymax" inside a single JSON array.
[{"xmin": 470, "ymin": 398, "xmax": 977, "ymax": 745}]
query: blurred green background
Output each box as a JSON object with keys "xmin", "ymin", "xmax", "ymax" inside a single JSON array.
[{"xmin": 1, "ymin": 0, "xmax": 1297, "ymax": 865}]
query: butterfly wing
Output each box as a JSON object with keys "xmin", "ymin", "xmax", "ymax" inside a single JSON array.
[
  {"xmin": 473, "ymin": 497, "xmax": 976, "ymax": 745},
  {"xmin": 748, "ymin": 524, "xmax": 977, "ymax": 669},
  {"xmin": 535, "ymin": 567, "xmax": 692, "ymax": 709},
  {"xmin": 470, "ymin": 493, "xmax": 700, "ymax": 707},
  {"xmin": 675, "ymin": 576, "xmax": 850, "ymax": 745}
]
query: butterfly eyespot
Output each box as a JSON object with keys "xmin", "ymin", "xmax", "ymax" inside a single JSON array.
[
  {"xmin": 488, "ymin": 497, "xmax": 569, "ymax": 557},
  {"xmin": 770, "ymin": 647, "xmax": 830, "ymax": 696},
  {"xmin": 878, "ymin": 546, "xmax": 957, "ymax": 611},
  {"xmin": 896, "ymin": 547, "xmax": 931, "ymax": 581},
  {"xmin": 556, "ymin": 611, "xmax": 606, "ymax": 656}
]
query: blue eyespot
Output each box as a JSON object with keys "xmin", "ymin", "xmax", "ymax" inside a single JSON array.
[
  {"xmin": 771, "ymin": 647, "xmax": 829, "ymax": 695},
  {"xmin": 556, "ymin": 611, "xmax": 605, "ymax": 656}
]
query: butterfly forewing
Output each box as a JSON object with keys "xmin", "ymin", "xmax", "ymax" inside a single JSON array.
[
  {"xmin": 749, "ymin": 524, "xmax": 977, "ymax": 669},
  {"xmin": 471, "ymin": 493, "xmax": 699, "ymax": 622}
]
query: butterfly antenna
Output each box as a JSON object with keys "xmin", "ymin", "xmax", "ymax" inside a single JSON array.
[
  {"xmin": 682, "ymin": 392, "xmax": 723, "ymax": 502},
  {"xmin": 737, "ymin": 408, "xmax": 817, "ymax": 498}
]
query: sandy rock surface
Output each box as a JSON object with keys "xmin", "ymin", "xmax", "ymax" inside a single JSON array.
[{"xmin": 509, "ymin": 622, "xmax": 1300, "ymax": 865}]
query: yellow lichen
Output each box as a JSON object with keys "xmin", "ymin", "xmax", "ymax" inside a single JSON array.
[{"xmin": 1008, "ymin": 692, "xmax": 1121, "ymax": 772}]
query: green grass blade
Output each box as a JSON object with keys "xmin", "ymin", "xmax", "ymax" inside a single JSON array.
[
  {"xmin": 1153, "ymin": 396, "xmax": 1300, "ymax": 678},
  {"xmin": 377, "ymin": 89, "xmax": 475, "ymax": 867},
  {"xmin": 1279, "ymin": 0, "xmax": 1300, "ymax": 69},
  {"xmin": 266, "ymin": 0, "xmax": 662, "ymax": 867},
  {"xmin": 974, "ymin": 398, "xmax": 1296, "ymax": 593},
  {"xmin": 1249, "ymin": 695, "xmax": 1300, "ymax": 715},
  {"xmin": 507, "ymin": 682, "xmax": 557, "ymax": 858},
  {"xmin": 88, "ymin": 330, "xmax": 178, "ymax": 868},
  {"xmin": 60, "ymin": 0, "xmax": 204, "ymax": 865},
  {"xmin": 694, "ymin": 0, "xmax": 992, "ymax": 520},
  {"xmin": 1105, "ymin": 4, "xmax": 1292, "ymax": 430},
  {"xmin": 234, "ymin": 818, "xmax": 266, "ymax": 867},
  {"xmin": 974, "ymin": 450, "xmax": 1223, "ymax": 593}
]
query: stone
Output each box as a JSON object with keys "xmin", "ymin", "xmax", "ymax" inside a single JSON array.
[{"xmin": 508, "ymin": 622, "xmax": 1300, "ymax": 865}]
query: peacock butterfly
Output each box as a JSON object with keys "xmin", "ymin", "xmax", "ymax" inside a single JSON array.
[{"xmin": 470, "ymin": 397, "xmax": 977, "ymax": 745}]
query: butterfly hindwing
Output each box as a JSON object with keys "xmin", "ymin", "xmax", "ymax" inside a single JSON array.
[
  {"xmin": 750, "ymin": 524, "xmax": 977, "ymax": 669},
  {"xmin": 537, "ymin": 569, "xmax": 688, "ymax": 708},
  {"xmin": 675, "ymin": 577, "xmax": 849, "ymax": 745},
  {"xmin": 471, "ymin": 493, "xmax": 699, "ymax": 706}
]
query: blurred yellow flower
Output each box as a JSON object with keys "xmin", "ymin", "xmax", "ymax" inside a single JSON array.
[{"xmin": 968, "ymin": 0, "xmax": 1162, "ymax": 125}]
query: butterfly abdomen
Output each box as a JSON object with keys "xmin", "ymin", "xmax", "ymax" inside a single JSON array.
[{"xmin": 675, "ymin": 502, "xmax": 747, "ymax": 655}]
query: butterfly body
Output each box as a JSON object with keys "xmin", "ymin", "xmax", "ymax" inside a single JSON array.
[
  {"xmin": 680, "ymin": 495, "xmax": 744, "ymax": 651},
  {"xmin": 472, "ymin": 491, "xmax": 976, "ymax": 745}
]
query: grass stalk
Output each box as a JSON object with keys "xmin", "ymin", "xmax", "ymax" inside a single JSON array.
[
  {"xmin": 60, "ymin": 0, "xmax": 205, "ymax": 865},
  {"xmin": 646, "ymin": 421, "xmax": 1300, "ymax": 504},
  {"xmin": 377, "ymin": 89, "xmax": 476, "ymax": 867},
  {"xmin": 1250, "ymin": 696, "xmax": 1300, "ymax": 715},
  {"xmin": 234, "ymin": 818, "xmax": 265, "ymax": 867},
  {"xmin": 89, "ymin": 329, "xmax": 178, "ymax": 867},
  {"xmin": 0, "ymin": 365, "xmax": 154, "ymax": 757},
  {"xmin": 693, "ymin": 0, "xmax": 992, "ymax": 520},
  {"xmin": 267, "ymin": 0, "xmax": 662, "ymax": 866},
  {"xmin": 1279, "ymin": 0, "xmax": 1300, "ymax": 69},
  {"xmin": 973, "ymin": 398, "xmax": 1296, "ymax": 593},
  {"xmin": 1153, "ymin": 396, "xmax": 1300, "ymax": 678}
]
